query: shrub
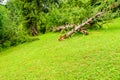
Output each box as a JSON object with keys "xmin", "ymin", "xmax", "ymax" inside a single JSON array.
[{"xmin": 3, "ymin": 41, "xmax": 11, "ymax": 48}]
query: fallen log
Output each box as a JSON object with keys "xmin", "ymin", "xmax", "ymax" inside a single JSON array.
[
  {"xmin": 53, "ymin": 25, "xmax": 66, "ymax": 32},
  {"xmin": 58, "ymin": 12, "xmax": 103, "ymax": 41},
  {"xmin": 52, "ymin": 24, "xmax": 75, "ymax": 32}
]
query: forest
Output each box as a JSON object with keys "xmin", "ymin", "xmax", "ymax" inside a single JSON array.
[
  {"xmin": 0, "ymin": 0, "xmax": 119, "ymax": 50},
  {"xmin": 0, "ymin": 0, "xmax": 120, "ymax": 80}
]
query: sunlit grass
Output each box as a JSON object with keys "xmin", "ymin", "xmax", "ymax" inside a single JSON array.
[{"xmin": 0, "ymin": 18, "xmax": 120, "ymax": 80}]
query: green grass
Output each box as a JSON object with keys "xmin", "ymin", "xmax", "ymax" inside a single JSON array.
[{"xmin": 0, "ymin": 18, "xmax": 120, "ymax": 80}]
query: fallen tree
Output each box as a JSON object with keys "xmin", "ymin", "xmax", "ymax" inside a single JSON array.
[
  {"xmin": 58, "ymin": 12, "xmax": 103, "ymax": 41},
  {"xmin": 58, "ymin": 1, "xmax": 120, "ymax": 41}
]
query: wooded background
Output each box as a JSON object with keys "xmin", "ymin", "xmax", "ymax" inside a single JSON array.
[{"xmin": 0, "ymin": 0, "xmax": 120, "ymax": 50}]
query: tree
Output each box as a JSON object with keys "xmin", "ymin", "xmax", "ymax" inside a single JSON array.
[{"xmin": 6, "ymin": 0, "xmax": 59, "ymax": 36}]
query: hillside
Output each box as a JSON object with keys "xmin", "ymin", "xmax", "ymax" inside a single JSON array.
[{"xmin": 0, "ymin": 18, "xmax": 120, "ymax": 80}]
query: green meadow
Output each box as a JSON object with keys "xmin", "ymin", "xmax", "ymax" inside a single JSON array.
[{"xmin": 0, "ymin": 18, "xmax": 120, "ymax": 80}]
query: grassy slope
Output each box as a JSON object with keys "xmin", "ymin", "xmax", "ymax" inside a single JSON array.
[{"xmin": 0, "ymin": 18, "xmax": 120, "ymax": 80}]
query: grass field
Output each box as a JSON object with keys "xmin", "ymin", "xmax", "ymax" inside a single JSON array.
[{"xmin": 0, "ymin": 18, "xmax": 120, "ymax": 80}]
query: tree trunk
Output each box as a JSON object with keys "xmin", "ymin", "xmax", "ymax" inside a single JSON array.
[
  {"xmin": 58, "ymin": 12, "xmax": 103, "ymax": 41},
  {"xmin": 31, "ymin": 26, "xmax": 38, "ymax": 36},
  {"xmin": 53, "ymin": 24, "xmax": 75, "ymax": 32}
]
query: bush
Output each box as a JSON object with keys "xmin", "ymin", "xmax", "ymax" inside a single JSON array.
[
  {"xmin": 37, "ymin": 4, "xmax": 89, "ymax": 32},
  {"xmin": 0, "ymin": 5, "xmax": 32, "ymax": 50},
  {"xmin": 3, "ymin": 41, "xmax": 11, "ymax": 48}
]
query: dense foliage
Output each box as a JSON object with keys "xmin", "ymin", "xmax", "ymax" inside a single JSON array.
[{"xmin": 0, "ymin": 0, "xmax": 120, "ymax": 51}]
